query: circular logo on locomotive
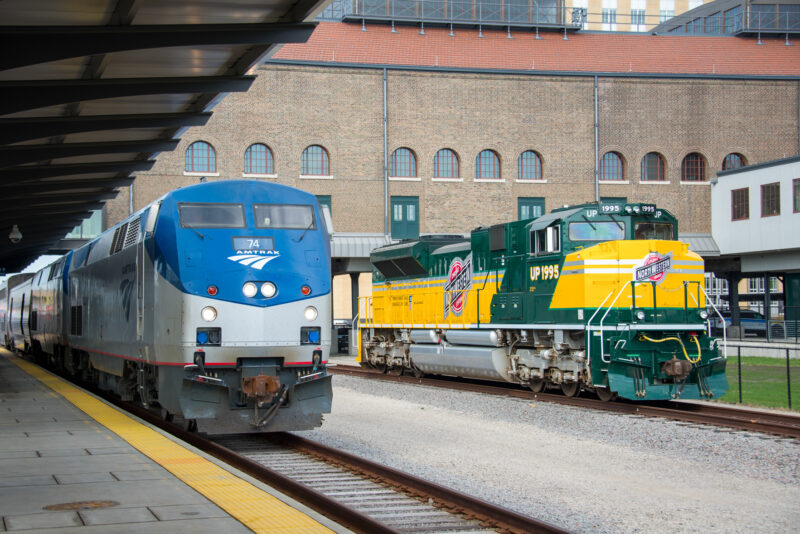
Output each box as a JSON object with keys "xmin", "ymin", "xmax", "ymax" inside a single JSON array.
[
  {"xmin": 448, "ymin": 258, "xmax": 465, "ymax": 315},
  {"xmin": 443, "ymin": 254, "xmax": 473, "ymax": 318},
  {"xmin": 633, "ymin": 252, "xmax": 673, "ymax": 285}
]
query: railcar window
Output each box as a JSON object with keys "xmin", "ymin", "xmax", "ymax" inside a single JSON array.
[
  {"xmin": 568, "ymin": 221, "xmax": 625, "ymax": 241},
  {"xmin": 634, "ymin": 222, "xmax": 674, "ymax": 240},
  {"xmin": 531, "ymin": 226, "xmax": 561, "ymax": 254},
  {"xmin": 254, "ymin": 204, "xmax": 315, "ymax": 230},
  {"xmin": 178, "ymin": 203, "xmax": 245, "ymax": 228}
]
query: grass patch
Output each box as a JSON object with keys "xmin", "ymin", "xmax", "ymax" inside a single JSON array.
[{"xmin": 718, "ymin": 355, "xmax": 800, "ymax": 411}]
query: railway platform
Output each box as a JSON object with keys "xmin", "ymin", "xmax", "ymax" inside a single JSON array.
[{"xmin": 0, "ymin": 350, "xmax": 346, "ymax": 534}]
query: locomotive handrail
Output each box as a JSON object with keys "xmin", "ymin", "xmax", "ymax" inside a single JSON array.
[
  {"xmin": 585, "ymin": 290, "xmax": 614, "ymax": 367},
  {"xmin": 695, "ymin": 283, "xmax": 727, "ymax": 360},
  {"xmin": 598, "ymin": 281, "xmax": 634, "ymax": 363}
]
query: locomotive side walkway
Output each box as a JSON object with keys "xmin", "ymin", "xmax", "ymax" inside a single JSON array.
[{"xmin": 0, "ymin": 350, "xmax": 344, "ymax": 533}]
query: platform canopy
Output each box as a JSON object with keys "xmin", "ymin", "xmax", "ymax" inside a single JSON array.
[{"xmin": 0, "ymin": 0, "xmax": 330, "ymax": 274}]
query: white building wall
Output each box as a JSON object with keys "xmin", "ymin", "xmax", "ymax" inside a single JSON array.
[{"xmin": 711, "ymin": 158, "xmax": 800, "ymax": 259}]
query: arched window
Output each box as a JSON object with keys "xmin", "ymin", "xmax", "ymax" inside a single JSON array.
[
  {"xmin": 641, "ymin": 152, "xmax": 666, "ymax": 181},
  {"xmin": 185, "ymin": 141, "xmax": 216, "ymax": 173},
  {"xmin": 599, "ymin": 151, "xmax": 624, "ymax": 181},
  {"xmin": 475, "ymin": 150, "xmax": 501, "ymax": 179},
  {"xmin": 244, "ymin": 143, "xmax": 274, "ymax": 174},
  {"xmin": 390, "ymin": 148, "xmax": 417, "ymax": 178},
  {"xmin": 518, "ymin": 151, "xmax": 542, "ymax": 180},
  {"xmin": 433, "ymin": 149, "xmax": 459, "ymax": 178},
  {"xmin": 301, "ymin": 145, "xmax": 330, "ymax": 176},
  {"xmin": 681, "ymin": 152, "xmax": 707, "ymax": 181},
  {"xmin": 723, "ymin": 153, "xmax": 746, "ymax": 170}
]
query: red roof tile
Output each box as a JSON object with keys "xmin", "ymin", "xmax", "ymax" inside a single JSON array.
[{"xmin": 274, "ymin": 22, "xmax": 800, "ymax": 76}]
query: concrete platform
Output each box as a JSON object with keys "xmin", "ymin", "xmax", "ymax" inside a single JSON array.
[{"xmin": 0, "ymin": 350, "xmax": 348, "ymax": 533}]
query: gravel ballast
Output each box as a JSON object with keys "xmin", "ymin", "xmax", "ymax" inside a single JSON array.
[{"xmin": 296, "ymin": 374, "xmax": 800, "ymax": 533}]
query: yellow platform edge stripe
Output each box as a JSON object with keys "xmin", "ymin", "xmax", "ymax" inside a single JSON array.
[{"xmin": 7, "ymin": 354, "xmax": 333, "ymax": 534}]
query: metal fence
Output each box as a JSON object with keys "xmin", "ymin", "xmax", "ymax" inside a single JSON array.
[
  {"xmin": 322, "ymin": 0, "xmax": 579, "ymax": 28},
  {"xmin": 716, "ymin": 306, "xmax": 800, "ymax": 344},
  {"xmin": 729, "ymin": 344, "xmax": 798, "ymax": 410},
  {"xmin": 319, "ymin": 0, "xmax": 800, "ymax": 33}
]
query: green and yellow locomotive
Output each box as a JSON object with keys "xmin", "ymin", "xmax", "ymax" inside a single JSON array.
[{"xmin": 358, "ymin": 202, "xmax": 728, "ymax": 401}]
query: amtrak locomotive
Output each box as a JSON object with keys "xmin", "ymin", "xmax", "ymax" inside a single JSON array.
[{"xmin": 6, "ymin": 180, "xmax": 333, "ymax": 433}]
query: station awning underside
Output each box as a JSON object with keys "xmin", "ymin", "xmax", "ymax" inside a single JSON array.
[{"xmin": 0, "ymin": 0, "xmax": 330, "ymax": 274}]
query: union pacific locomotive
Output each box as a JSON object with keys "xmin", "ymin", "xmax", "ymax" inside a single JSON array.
[
  {"xmin": 358, "ymin": 202, "xmax": 728, "ymax": 401},
  {"xmin": 3, "ymin": 180, "xmax": 333, "ymax": 433}
]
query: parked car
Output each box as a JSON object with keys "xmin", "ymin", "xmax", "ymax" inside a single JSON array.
[{"xmin": 710, "ymin": 309, "xmax": 767, "ymax": 337}]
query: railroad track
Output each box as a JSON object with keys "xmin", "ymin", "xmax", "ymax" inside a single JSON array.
[
  {"xmin": 107, "ymin": 390, "xmax": 568, "ymax": 534},
  {"xmin": 329, "ymin": 364, "xmax": 800, "ymax": 440},
  {"xmin": 213, "ymin": 432, "xmax": 568, "ymax": 534}
]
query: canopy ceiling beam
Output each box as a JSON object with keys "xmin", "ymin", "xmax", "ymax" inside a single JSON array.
[
  {"xmin": 0, "ymin": 23, "xmax": 317, "ymax": 70},
  {"xmin": 0, "ymin": 76, "xmax": 255, "ymax": 115}
]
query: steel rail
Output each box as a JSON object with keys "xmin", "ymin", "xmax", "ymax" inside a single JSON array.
[
  {"xmin": 330, "ymin": 365, "xmax": 800, "ymax": 440},
  {"xmin": 265, "ymin": 432, "xmax": 570, "ymax": 534}
]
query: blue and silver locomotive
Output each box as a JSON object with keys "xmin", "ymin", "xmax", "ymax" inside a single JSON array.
[{"xmin": 10, "ymin": 180, "xmax": 333, "ymax": 433}]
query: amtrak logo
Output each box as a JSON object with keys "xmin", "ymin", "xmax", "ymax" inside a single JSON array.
[
  {"xmin": 119, "ymin": 279, "xmax": 134, "ymax": 322},
  {"xmin": 227, "ymin": 253, "xmax": 280, "ymax": 270}
]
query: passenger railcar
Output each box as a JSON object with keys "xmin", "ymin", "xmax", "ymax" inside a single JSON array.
[
  {"xmin": 358, "ymin": 202, "xmax": 728, "ymax": 401},
  {"xmin": 8, "ymin": 180, "xmax": 333, "ymax": 433},
  {"xmin": 7, "ymin": 273, "xmax": 35, "ymax": 353}
]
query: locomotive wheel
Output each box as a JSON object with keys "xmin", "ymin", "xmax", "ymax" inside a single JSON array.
[
  {"xmin": 560, "ymin": 381, "xmax": 580, "ymax": 397},
  {"xmin": 377, "ymin": 361, "xmax": 389, "ymax": 374},
  {"xmin": 528, "ymin": 379, "xmax": 545, "ymax": 393},
  {"xmin": 595, "ymin": 387, "xmax": 617, "ymax": 402},
  {"xmin": 411, "ymin": 364, "xmax": 425, "ymax": 378}
]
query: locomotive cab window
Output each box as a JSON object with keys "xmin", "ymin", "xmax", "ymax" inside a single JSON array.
[
  {"xmin": 531, "ymin": 226, "xmax": 560, "ymax": 254},
  {"xmin": 568, "ymin": 221, "xmax": 625, "ymax": 241},
  {"xmin": 254, "ymin": 204, "xmax": 315, "ymax": 230},
  {"xmin": 179, "ymin": 203, "xmax": 245, "ymax": 228},
  {"xmin": 634, "ymin": 222, "xmax": 674, "ymax": 240}
]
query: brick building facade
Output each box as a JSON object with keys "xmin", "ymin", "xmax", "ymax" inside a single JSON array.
[{"xmin": 101, "ymin": 22, "xmax": 799, "ymax": 316}]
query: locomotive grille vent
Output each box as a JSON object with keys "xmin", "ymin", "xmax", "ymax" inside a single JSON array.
[
  {"xmin": 123, "ymin": 217, "xmax": 141, "ymax": 249},
  {"xmin": 70, "ymin": 306, "xmax": 82, "ymax": 336},
  {"xmin": 109, "ymin": 223, "xmax": 128, "ymax": 255},
  {"xmin": 489, "ymin": 225, "xmax": 506, "ymax": 251}
]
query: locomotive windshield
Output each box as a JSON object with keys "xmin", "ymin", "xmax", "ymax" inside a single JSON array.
[
  {"xmin": 568, "ymin": 221, "xmax": 625, "ymax": 241},
  {"xmin": 254, "ymin": 204, "xmax": 316, "ymax": 230},
  {"xmin": 179, "ymin": 203, "xmax": 245, "ymax": 228},
  {"xmin": 634, "ymin": 222, "xmax": 674, "ymax": 240}
]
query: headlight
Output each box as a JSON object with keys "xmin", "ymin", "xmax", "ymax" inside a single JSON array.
[
  {"xmin": 634, "ymin": 310, "xmax": 646, "ymax": 321},
  {"xmin": 242, "ymin": 282, "xmax": 258, "ymax": 298},
  {"xmin": 304, "ymin": 306, "xmax": 318, "ymax": 321},
  {"xmin": 699, "ymin": 310, "xmax": 709, "ymax": 320},
  {"xmin": 201, "ymin": 306, "xmax": 217, "ymax": 322},
  {"xmin": 261, "ymin": 282, "xmax": 277, "ymax": 298}
]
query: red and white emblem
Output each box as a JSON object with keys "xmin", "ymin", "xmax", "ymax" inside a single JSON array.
[
  {"xmin": 633, "ymin": 252, "xmax": 673, "ymax": 285},
  {"xmin": 444, "ymin": 254, "xmax": 472, "ymax": 318}
]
